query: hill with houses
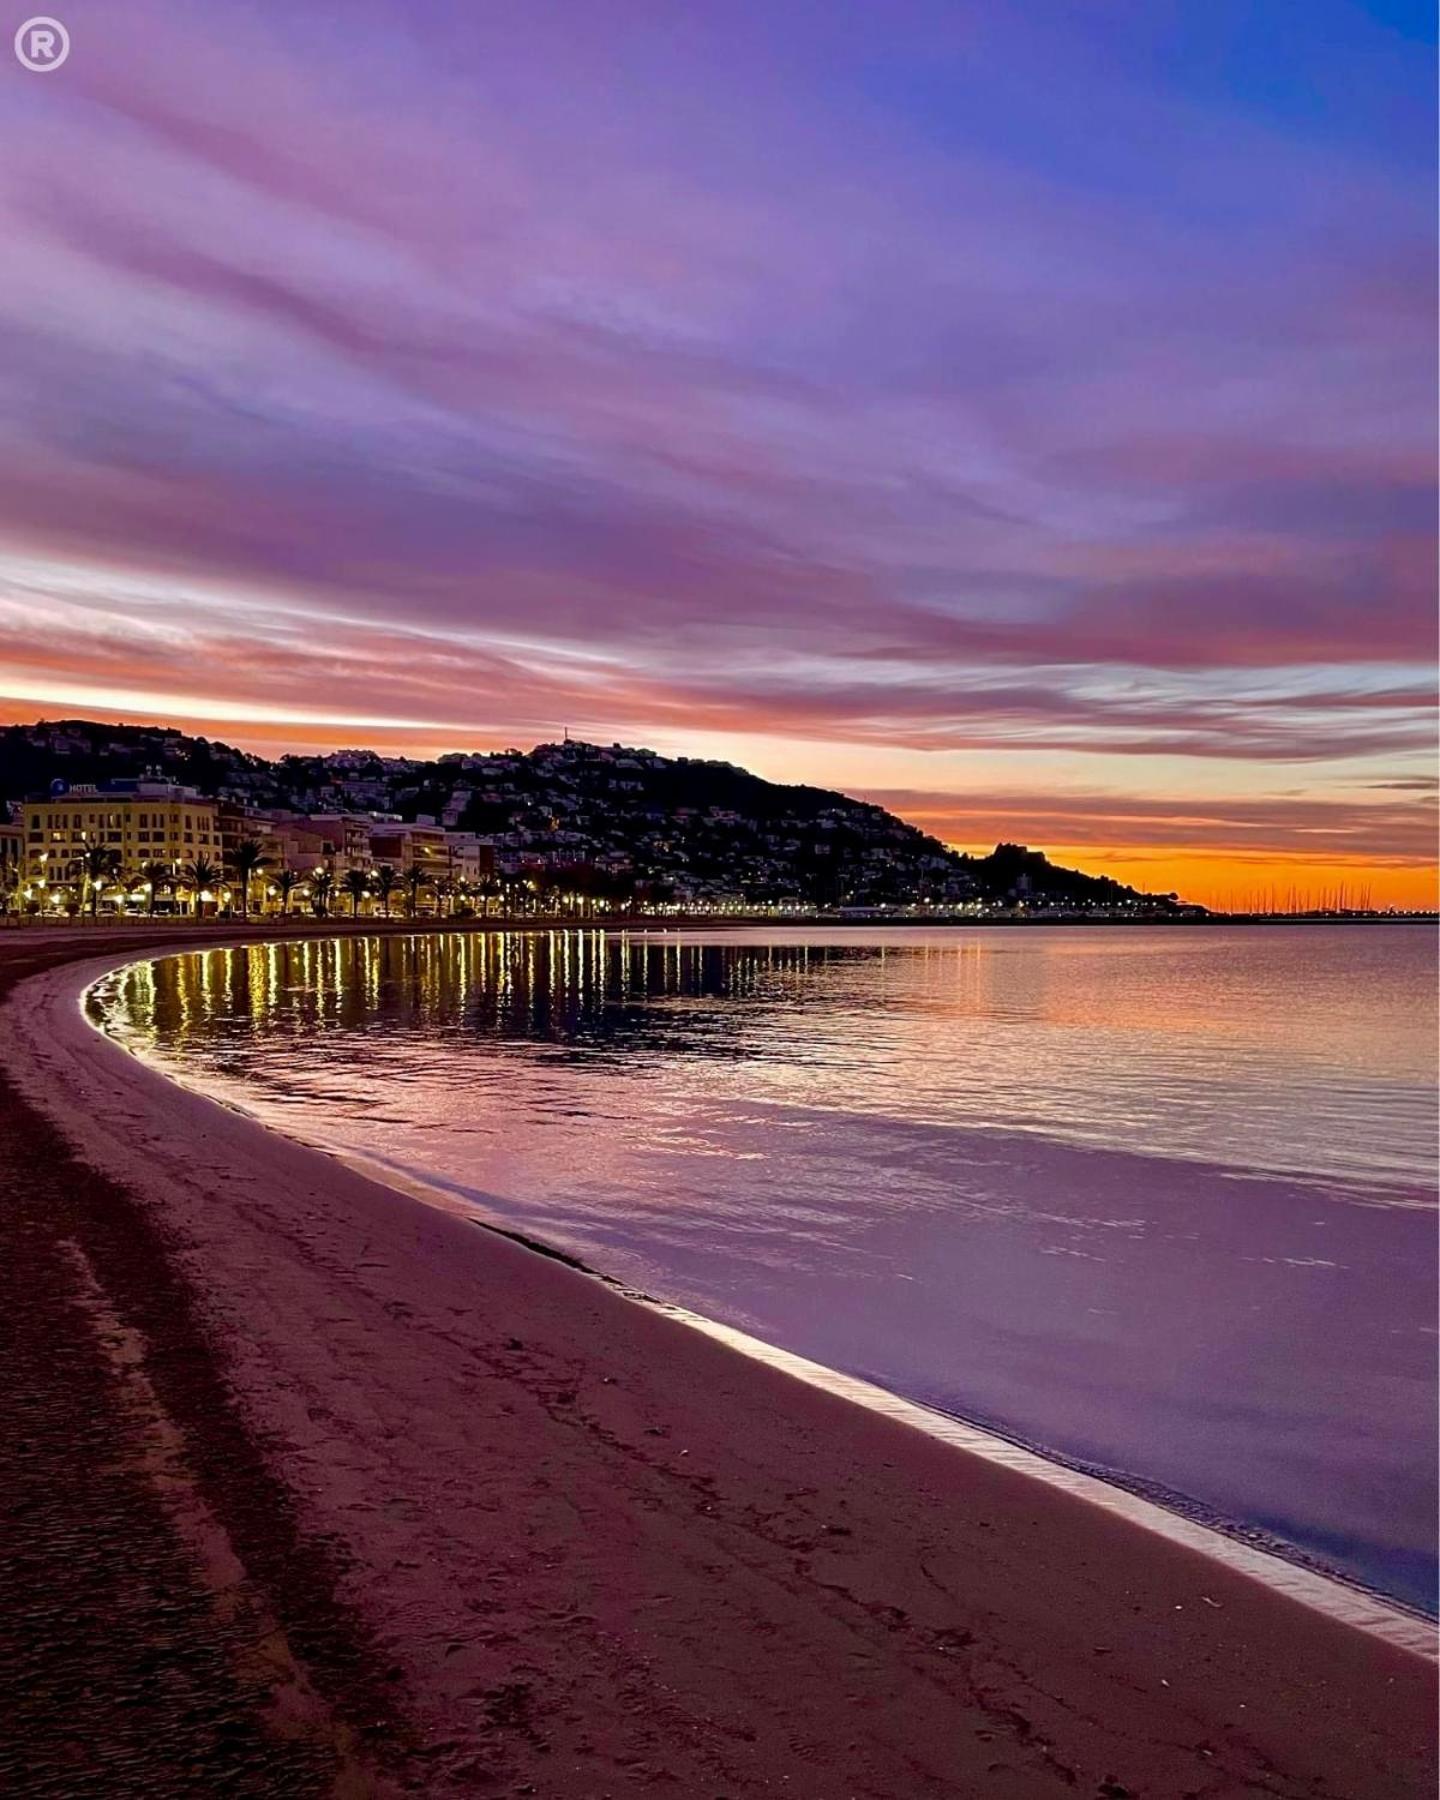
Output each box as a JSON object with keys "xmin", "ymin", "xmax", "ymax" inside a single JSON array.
[{"xmin": 0, "ymin": 719, "xmax": 1190, "ymax": 914}]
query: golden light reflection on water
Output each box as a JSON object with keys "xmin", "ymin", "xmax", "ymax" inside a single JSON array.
[
  {"xmin": 98, "ymin": 925, "xmax": 1440, "ymax": 1194},
  {"xmin": 223, "ymin": 934, "xmax": 799, "ymax": 1028}
]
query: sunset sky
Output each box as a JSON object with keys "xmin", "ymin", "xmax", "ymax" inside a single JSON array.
[{"xmin": 1, "ymin": 0, "xmax": 1434, "ymax": 908}]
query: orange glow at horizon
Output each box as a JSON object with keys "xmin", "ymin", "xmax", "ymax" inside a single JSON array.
[{"xmin": 1029, "ymin": 849, "xmax": 1439, "ymax": 914}]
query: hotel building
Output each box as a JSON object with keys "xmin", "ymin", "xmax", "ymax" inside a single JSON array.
[{"xmin": 21, "ymin": 781, "xmax": 222, "ymax": 901}]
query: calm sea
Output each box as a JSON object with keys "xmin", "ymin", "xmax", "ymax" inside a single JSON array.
[{"xmin": 94, "ymin": 925, "xmax": 1439, "ymax": 1613}]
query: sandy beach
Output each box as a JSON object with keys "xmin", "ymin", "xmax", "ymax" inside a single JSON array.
[{"xmin": 0, "ymin": 923, "xmax": 1434, "ymax": 1799}]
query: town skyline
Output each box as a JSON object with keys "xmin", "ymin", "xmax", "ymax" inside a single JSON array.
[
  {"xmin": 1, "ymin": 713, "xmax": 1426, "ymax": 916},
  {"xmin": 1, "ymin": 0, "xmax": 1434, "ymax": 910},
  {"xmin": 3, "ymin": 714, "xmax": 1207, "ymax": 920},
  {"xmin": 2, "ymin": 703, "xmax": 1433, "ymax": 912}
]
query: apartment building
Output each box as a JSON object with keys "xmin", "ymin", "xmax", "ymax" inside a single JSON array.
[
  {"xmin": 304, "ymin": 814, "xmax": 379, "ymax": 874},
  {"xmin": 367, "ymin": 821, "xmax": 451, "ymax": 876},
  {"xmin": 216, "ymin": 800, "xmax": 277, "ymax": 869},
  {"xmin": 267, "ymin": 812, "xmax": 374, "ymax": 876},
  {"xmin": 440, "ymin": 832, "xmax": 497, "ymax": 885}
]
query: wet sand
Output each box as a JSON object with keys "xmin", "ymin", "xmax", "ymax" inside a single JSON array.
[{"xmin": 0, "ymin": 922, "xmax": 1435, "ymax": 1798}]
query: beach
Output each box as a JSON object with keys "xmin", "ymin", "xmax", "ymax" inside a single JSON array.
[{"xmin": 0, "ymin": 924, "xmax": 1435, "ymax": 1799}]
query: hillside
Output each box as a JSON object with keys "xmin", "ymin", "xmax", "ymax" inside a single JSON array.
[{"xmin": 0, "ymin": 719, "xmax": 1191, "ymax": 913}]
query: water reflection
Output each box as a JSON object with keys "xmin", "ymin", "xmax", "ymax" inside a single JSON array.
[
  {"xmin": 95, "ymin": 925, "xmax": 1438, "ymax": 1613},
  {"xmin": 108, "ymin": 927, "xmax": 1437, "ymax": 1192}
]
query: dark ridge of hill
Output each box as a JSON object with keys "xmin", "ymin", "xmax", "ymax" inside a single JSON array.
[{"xmin": 0, "ymin": 718, "xmax": 1191, "ymax": 912}]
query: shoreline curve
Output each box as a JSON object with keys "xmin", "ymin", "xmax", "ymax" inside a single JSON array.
[
  {"xmin": 2, "ymin": 922, "xmax": 1435, "ymax": 1800},
  {"xmin": 83, "ymin": 942, "xmax": 1439, "ymax": 1655}
]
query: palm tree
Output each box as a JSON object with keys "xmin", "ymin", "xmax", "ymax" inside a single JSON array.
[
  {"xmin": 535, "ymin": 871, "xmax": 562, "ymax": 917},
  {"xmin": 178, "ymin": 855, "xmax": 221, "ymax": 919},
  {"xmin": 0, "ymin": 863, "xmax": 18, "ymax": 923},
  {"xmin": 81, "ymin": 843, "xmax": 123, "ymax": 921},
  {"xmin": 228, "ymin": 838, "xmax": 273, "ymax": 921},
  {"xmin": 308, "ymin": 864, "xmax": 335, "ymax": 917},
  {"xmin": 273, "ymin": 867, "xmax": 302, "ymax": 916},
  {"xmin": 403, "ymin": 862, "xmax": 430, "ymax": 918},
  {"xmin": 342, "ymin": 868, "xmax": 371, "ymax": 917},
  {"xmin": 136, "ymin": 859, "xmax": 173, "ymax": 917},
  {"xmin": 373, "ymin": 864, "xmax": 401, "ymax": 918}
]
